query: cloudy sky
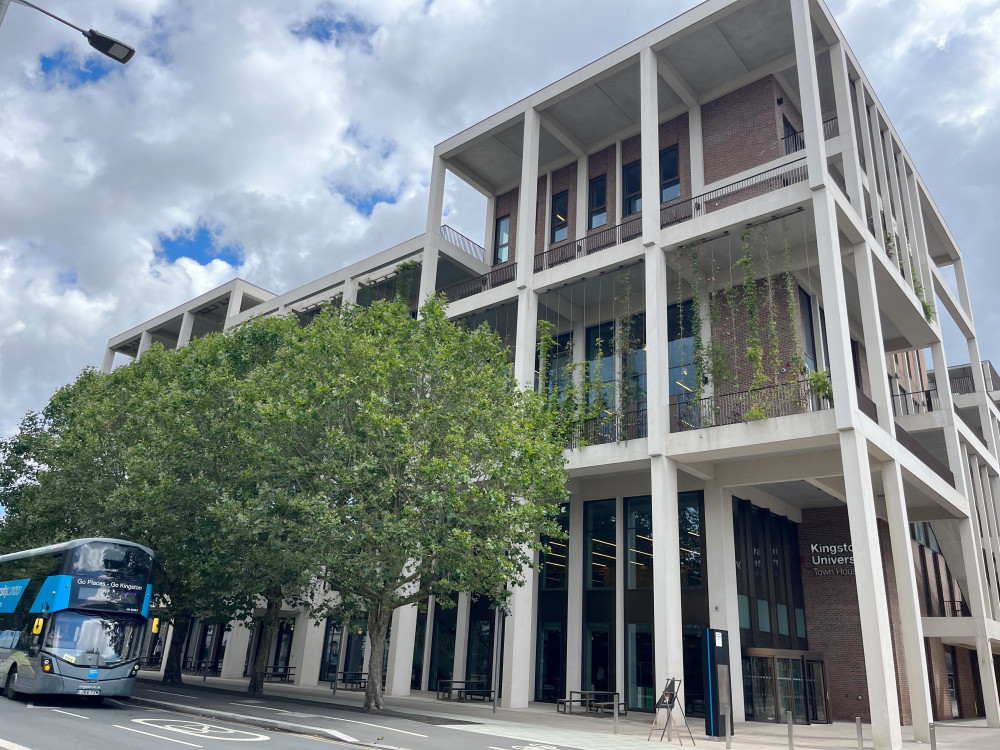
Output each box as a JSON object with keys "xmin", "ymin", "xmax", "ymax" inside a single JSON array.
[{"xmin": 0, "ymin": 0, "xmax": 998, "ymax": 437}]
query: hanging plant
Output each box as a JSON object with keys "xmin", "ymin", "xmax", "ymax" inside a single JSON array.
[
  {"xmin": 808, "ymin": 368, "xmax": 834, "ymax": 404},
  {"xmin": 687, "ymin": 246, "xmax": 706, "ymax": 403},
  {"xmin": 759, "ymin": 225, "xmax": 782, "ymax": 384},
  {"xmin": 782, "ymin": 220, "xmax": 805, "ymax": 381},
  {"xmin": 736, "ymin": 230, "xmax": 768, "ymax": 419},
  {"xmin": 910, "ymin": 259, "xmax": 935, "ymax": 323}
]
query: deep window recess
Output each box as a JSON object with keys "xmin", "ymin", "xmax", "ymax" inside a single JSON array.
[
  {"xmin": 494, "ymin": 215, "xmax": 511, "ymax": 265},
  {"xmin": 585, "ymin": 499, "xmax": 617, "ymax": 590},
  {"xmin": 586, "ymin": 321, "xmax": 616, "ymax": 408},
  {"xmin": 540, "ymin": 504, "xmax": 569, "ymax": 591},
  {"xmin": 551, "ymin": 190, "xmax": 569, "ymax": 244},
  {"xmin": 589, "ymin": 175, "xmax": 607, "ymax": 229},
  {"xmin": 660, "ymin": 145, "xmax": 680, "ymax": 203},
  {"xmin": 626, "ymin": 496, "xmax": 652, "ymax": 590},
  {"xmin": 799, "ymin": 287, "xmax": 817, "ymax": 372},
  {"xmin": 622, "ymin": 161, "xmax": 642, "ymax": 216},
  {"xmin": 668, "ymin": 301, "xmax": 696, "ymax": 397}
]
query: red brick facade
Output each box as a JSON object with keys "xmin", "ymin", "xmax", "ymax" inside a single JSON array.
[{"xmin": 493, "ymin": 187, "xmax": 519, "ymax": 267}]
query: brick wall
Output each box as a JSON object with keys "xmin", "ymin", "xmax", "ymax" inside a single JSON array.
[
  {"xmin": 925, "ymin": 638, "xmax": 952, "ymax": 720},
  {"xmin": 702, "ymin": 75, "xmax": 803, "ymax": 185},
  {"xmin": 493, "ymin": 188, "xmax": 518, "ymax": 267},
  {"xmin": 659, "ymin": 113, "xmax": 691, "ymax": 198},
  {"xmin": 954, "ymin": 647, "xmax": 980, "ymax": 718}
]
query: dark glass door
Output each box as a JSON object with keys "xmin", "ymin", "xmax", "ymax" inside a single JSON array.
[
  {"xmin": 806, "ymin": 660, "xmax": 828, "ymax": 723},
  {"xmin": 536, "ymin": 621, "xmax": 566, "ymax": 702},
  {"xmin": 584, "ymin": 623, "xmax": 612, "ymax": 692}
]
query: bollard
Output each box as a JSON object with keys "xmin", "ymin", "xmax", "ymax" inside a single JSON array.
[
  {"xmin": 929, "ymin": 722, "xmax": 936, "ymax": 750},
  {"xmin": 723, "ymin": 705, "xmax": 732, "ymax": 749},
  {"xmin": 856, "ymin": 716, "xmax": 863, "ymax": 750},
  {"xmin": 614, "ymin": 698, "xmax": 619, "ymax": 735},
  {"xmin": 787, "ymin": 711, "xmax": 794, "ymax": 750}
]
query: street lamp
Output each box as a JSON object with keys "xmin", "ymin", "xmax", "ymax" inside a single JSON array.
[{"xmin": 0, "ymin": 0, "xmax": 135, "ymax": 64}]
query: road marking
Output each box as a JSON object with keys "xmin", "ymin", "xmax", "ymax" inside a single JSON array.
[
  {"xmin": 229, "ymin": 703, "xmax": 317, "ymax": 719},
  {"xmin": 228, "ymin": 701, "xmax": 425, "ymax": 738},
  {"xmin": 0, "ymin": 738, "xmax": 34, "ymax": 750},
  {"xmin": 51, "ymin": 708, "xmax": 90, "ymax": 719},
  {"xmin": 147, "ymin": 689, "xmax": 197, "ymax": 699},
  {"xmin": 133, "ymin": 719, "xmax": 269, "ymax": 742},
  {"xmin": 113, "ymin": 725, "xmax": 203, "ymax": 747}
]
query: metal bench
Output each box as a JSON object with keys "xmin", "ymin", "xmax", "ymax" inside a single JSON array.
[{"xmin": 263, "ymin": 666, "xmax": 295, "ymax": 682}]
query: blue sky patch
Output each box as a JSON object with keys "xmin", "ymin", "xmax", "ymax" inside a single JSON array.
[
  {"xmin": 159, "ymin": 225, "xmax": 242, "ymax": 266},
  {"xmin": 293, "ymin": 12, "xmax": 375, "ymax": 50},
  {"xmin": 330, "ymin": 184, "xmax": 398, "ymax": 217},
  {"xmin": 40, "ymin": 49, "xmax": 114, "ymax": 88}
]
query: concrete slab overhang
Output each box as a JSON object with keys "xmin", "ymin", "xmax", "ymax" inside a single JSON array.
[{"xmin": 922, "ymin": 616, "xmax": 1000, "ymax": 649}]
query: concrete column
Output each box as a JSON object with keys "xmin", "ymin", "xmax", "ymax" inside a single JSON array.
[
  {"xmin": 136, "ymin": 330, "xmax": 152, "ymax": 360},
  {"xmin": 177, "ymin": 311, "xmax": 195, "ymax": 347},
  {"xmin": 892, "ymin": 151, "xmax": 917, "ymax": 287},
  {"xmin": 157, "ymin": 624, "xmax": 172, "ymax": 677},
  {"xmin": 291, "ymin": 611, "xmax": 325, "ymax": 687},
  {"xmin": 420, "ymin": 597, "xmax": 435, "ymax": 692},
  {"xmin": 639, "ymin": 46, "xmax": 660, "ymax": 247},
  {"xmin": 101, "ymin": 348, "xmax": 115, "ymax": 373},
  {"xmin": 566, "ymin": 495, "xmax": 584, "ymax": 695},
  {"xmin": 452, "ymin": 593, "xmax": 471, "ymax": 681},
  {"xmin": 829, "ymin": 42, "xmax": 863, "ymax": 209},
  {"xmin": 615, "ymin": 139, "xmax": 623, "ymax": 225},
  {"xmin": 958, "ymin": 517, "xmax": 1000, "ymax": 726},
  {"xmin": 342, "ymin": 278, "xmax": 358, "ymax": 306},
  {"xmin": 220, "ymin": 622, "xmax": 252, "ymax": 679},
  {"xmin": 484, "ymin": 195, "xmax": 497, "ymax": 264},
  {"xmin": 882, "ymin": 131, "xmax": 910, "ymax": 282},
  {"xmin": 512, "ymin": 287, "xmax": 539, "ymax": 391},
  {"xmin": 615, "ymin": 496, "xmax": 626, "ymax": 699},
  {"xmin": 417, "ymin": 245, "xmax": 440, "ymax": 309},
  {"xmin": 576, "ymin": 155, "xmax": 589, "ymax": 242},
  {"xmin": 790, "ymin": 0, "xmax": 829, "ymax": 189},
  {"xmin": 967, "ymin": 453, "xmax": 1000, "ymax": 619},
  {"xmin": 362, "ymin": 632, "xmax": 372, "ymax": 675},
  {"xmin": 644, "ymin": 245, "xmax": 670, "ymax": 449},
  {"xmin": 881, "ymin": 460, "xmax": 932, "ymax": 742},
  {"xmin": 426, "ymin": 154, "xmax": 446, "ymax": 236},
  {"xmin": 840, "ymin": 430, "xmax": 901, "ymax": 750},
  {"xmin": 515, "ymin": 108, "xmax": 541, "ymax": 290},
  {"xmin": 868, "ymin": 108, "xmax": 893, "ymax": 251},
  {"xmin": 385, "ymin": 605, "xmax": 417, "ymax": 696},
  {"xmin": 650, "ymin": 455, "xmax": 684, "ymax": 705},
  {"xmin": 703, "ymin": 482, "xmax": 745, "ymax": 721},
  {"xmin": 224, "ymin": 288, "xmax": 244, "ymax": 329},
  {"xmin": 501, "ymin": 548, "xmax": 537, "ymax": 708},
  {"xmin": 688, "ymin": 106, "xmax": 705, "ymax": 196},
  {"xmin": 854, "ymin": 80, "xmax": 884, "ymax": 249},
  {"xmin": 852, "ymin": 242, "xmax": 893, "ymax": 429}
]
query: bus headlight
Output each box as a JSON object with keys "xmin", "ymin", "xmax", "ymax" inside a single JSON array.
[
  {"xmin": 41, "ymin": 657, "xmax": 53, "ymax": 673},
  {"xmin": 130, "ymin": 663, "xmax": 140, "ymax": 677}
]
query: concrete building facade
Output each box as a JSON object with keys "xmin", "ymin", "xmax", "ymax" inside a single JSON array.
[{"xmin": 104, "ymin": 2, "xmax": 1000, "ymax": 748}]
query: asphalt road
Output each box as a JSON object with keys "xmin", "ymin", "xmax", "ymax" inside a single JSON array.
[{"xmin": 0, "ymin": 687, "xmax": 583, "ymax": 750}]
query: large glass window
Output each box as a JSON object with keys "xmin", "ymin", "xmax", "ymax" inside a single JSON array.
[
  {"xmin": 540, "ymin": 504, "xmax": 569, "ymax": 590},
  {"xmin": 625, "ymin": 496, "xmax": 653, "ymax": 589},
  {"xmin": 538, "ymin": 332, "xmax": 574, "ymax": 404},
  {"xmin": 44, "ymin": 612, "xmax": 144, "ymax": 667},
  {"xmin": 589, "ymin": 175, "xmax": 607, "ymax": 229},
  {"xmin": 799, "ymin": 287, "xmax": 816, "ymax": 372},
  {"xmin": 494, "ymin": 215, "xmax": 511, "ymax": 265},
  {"xmin": 679, "ymin": 491, "xmax": 704, "ymax": 588},
  {"xmin": 668, "ymin": 301, "xmax": 696, "ymax": 398},
  {"xmin": 550, "ymin": 190, "xmax": 569, "ymax": 244},
  {"xmin": 660, "ymin": 146, "xmax": 680, "ymax": 203},
  {"xmin": 621, "ymin": 313, "xmax": 647, "ymax": 406},
  {"xmin": 585, "ymin": 499, "xmax": 616, "ymax": 590},
  {"xmin": 626, "ymin": 623, "xmax": 654, "ymax": 711},
  {"xmin": 586, "ymin": 321, "xmax": 616, "ymax": 408},
  {"xmin": 622, "ymin": 160, "xmax": 642, "ymax": 216}
]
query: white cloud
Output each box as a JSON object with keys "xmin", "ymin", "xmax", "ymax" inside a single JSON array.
[{"xmin": 0, "ymin": 0, "xmax": 998, "ymax": 439}]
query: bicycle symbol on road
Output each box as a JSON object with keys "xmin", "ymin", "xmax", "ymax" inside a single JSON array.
[{"xmin": 133, "ymin": 718, "xmax": 269, "ymax": 741}]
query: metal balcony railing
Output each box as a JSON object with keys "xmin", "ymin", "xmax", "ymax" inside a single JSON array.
[
  {"xmin": 940, "ymin": 600, "xmax": 970, "ymax": 618},
  {"xmin": 780, "ymin": 117, "xmax": 838, "ymax": 156},
  {"xmin": 440, "ymin": 224, "xmax": 486, "ymax": 262},
  {"xmin": 890, "ymin": 388, "xmax": 939, "ymax": 416},
  {"xmin": 534, "ymin": 216, "xmax": 642, "ymax": 272},
  {"xmin": 567, "ymin": 406, "xmax": 648, "ymax": 448},
  {"xmin": 439, "ymin": 263, "xmax": 516, "ymax": 303},
  {"xmin": 671, "ymin": 378, "xmax": 831, "ymax": 432}
]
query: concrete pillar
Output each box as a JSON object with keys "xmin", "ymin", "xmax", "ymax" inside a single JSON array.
[
  {"xmin": 829, "ymin": 42, "xmax": 863, "ymax": 209},
  {"xmin": 854, "ymin": 80, "xmax": 884, "ymax": 249},
  {"xmin": 891, "ymin": 151, "xmax": 916, "ymax": 287},
  {"xmin": 426, "ymin": 154, "xmax": 446, "ymax": 236},
  {"xmin": 958, "ymin": 517, "xmax": 1000, "ymax": 726},
  {"xmin": 484, "ymin": 194, "xmax": 497, "ymax": 264},
  {"xmin": 650, "ymin": 455, "xmax": 684, "ymax": 705},
  {"xmin": 615, "ymin": 496, "xmax": 626, "ymax": 699},
  {"xmin": 868, "ymin": 108, "xmax": 893, "ymax": 250},
  {"xmin": 967, "ymin": 453, "xmax": 1000, "ymax": 619},
  {"xmin": 501, "ymin": 547, "xmax": 537, "ymax": 708},
  {"xmin": 790, "ymin": 0, "xmax": 829, "ymax": 189},
  {"xmin": 512, "ymin": 287, "xmax": 539, "ymax": 391},
  {"xmin": 417, "ymin": 245, "xmax": 440, "ymax": 309},
  {"xmin": 688, "ymin": 106, "xmax": 705, "ymax": 196},
  {"xmin": 515, "ymin": 108, "xmax": 541, "ymax": 290},
  {"xmin": 703, "ymin": 482, "xmax": 745, "ymax": 720},
  {"xmin": 385, "ymin": 605, "xmax": 417, "ymax": 696},
  {"xmin": 177, "ymin": 311, "xmax": 195, "ymax": 347},
  {"xmin": 639, "ymin": 46, "xmax": 660, "ymax": 248},
  {"xmin": 882, "ymin": 131, "xmax": 910, "ymax": 281},
  {"xmin": 291, "ymin": 611, "xmax": 325, "ymax": 687},
  {"xmin": 224, "ymin": 287, "xmax": 244, "ymax": 329},
  {"xmin": 452, "ymin": 593, "xmax": 471, "ymax": 681},
  {"xmin": 575, "ymin": 154, "xmax": 589, "ymax": 242},
  {"xmin": 342, "ymin": 278, "xmax": 358, "ymax": 306},
  {"xmin": 840, "ymin": 430, "xmax": 901, "ymax": 750},
  {"xmin": 566, "ymin": 495, "xmax": 584, "ymax": 695},
  {"xmin": 852, "ymin": 242, "xmax": 893, "ymax": 429},
  {"xmin": 882, "ymin": 460, "xmax": 932, "ymax": 741},
  {"xmin": 220, "ymin": 622, "xmax": 252, "ymax": 679},
  {"xmin": 101, "ymin": 348, "xmax": 115, "ymax": 373},
  {"xmin": 644, "ymin": 245, "xmax": 670, "ymax": 448},
  {"xmin": 420, "ymin": 596, "xmax": 435, "ymax": 692},
  {"xmin": 136, "ymin": 330, "xmax": 152, "ymax": 360}
]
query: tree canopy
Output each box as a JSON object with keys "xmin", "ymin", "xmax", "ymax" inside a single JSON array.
[{"xmin": 0, "ymin": 293, "xmax": 568, "ymax": 708}]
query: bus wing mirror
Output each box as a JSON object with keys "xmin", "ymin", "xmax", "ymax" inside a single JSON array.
[
  {"xmin": 151, "ymin": 618, "xmax": 160, "ymax": 634},
  {"xmin": 33, "ymin": 618, "xmax": 45, "ymax": 635}
]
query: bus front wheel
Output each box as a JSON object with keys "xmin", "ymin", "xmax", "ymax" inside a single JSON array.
[{"xmin": 3, "ymin": 668, "xmax": 18, "ymax": 700}]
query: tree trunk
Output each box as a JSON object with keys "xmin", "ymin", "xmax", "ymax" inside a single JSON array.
[
  {"xmin": 162, "ymin": 614, "xmax": 192, "ymax": 686},
  {"xmin": 363, "ymin": 606, "xmax": 392, "ymax": 712},
  {"xmin": 247, "ymin": 595, "xmax": 281, "ymax": 696}
]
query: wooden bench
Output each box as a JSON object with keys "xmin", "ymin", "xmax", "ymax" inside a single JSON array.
[{"xmin": 263, "ymin": 666, "xmax": 295, "ymax": 682}]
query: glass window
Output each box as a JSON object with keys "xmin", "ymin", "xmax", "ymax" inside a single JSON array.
[
  {"xmin": 622, "ymin": 160, "xmax": 642, "ymax": 216},
  {"xmin": 44, "ymin": 611, "xmax": 145, "ymax": 667},
  {"xmin": 776, "ymin": 603, "xmax": 789, "ymax": 636},
  {"xmin": 625, "ymin": 496, "xmax": 653, "ymax": 589},
  {"xmin": 589, "ymin": 175, "xmax": 607, "ymax": 229},
  {"xmin": 738, "ymin": 595, "xmax": 751, "ymax": 630},
  {"xmin": 679, "ymin": 491, "xmax": 703, "ymax": 588},
  {"xmin": 757, "ymin": 599, "xmax": 771, "ymax": 633},
  {"xmin": 795, "ymin": 608, "xmax": 807, "ymax": 640},
  {"xmin": 538, "ymin": 331, "xmax": 574, "ymax": 404},
  {"xmin": 799, "ymin": 287, "xmax": 816, "ymax": 372},
  {"xmin": 540, "ymin": 504, "xmax": 569, "ymax": 591},
  {"xmin": 621, "ymin": 312, "xmax": 647, "ymax": 406},
  {"xmin": 586, "ymin": 321, "xmax": 616, "ymax": 409},
  {"xmin": 585, "ymin": 499, "xmax": 616, "ymax": 590},
  {"xmin": 668, "ymin": 301, "xmax": 696, "ymax": 398},
  {"xmin": 550, "ymin": 190, "xmax": 569, "ymax": 244},
  {"xmin": 660, "ymin": 146, "xmax": 680, "ymax": 203},
  {"xmin": 494, "ymin": 215, "xmax": 511, "ymax": 265}
]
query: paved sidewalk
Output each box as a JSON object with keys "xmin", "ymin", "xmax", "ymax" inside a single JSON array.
[{"xmin": 136, "ymin": 671, "xmax": 999, "ymax": 750}]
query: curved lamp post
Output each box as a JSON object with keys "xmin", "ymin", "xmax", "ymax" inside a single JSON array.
[{"xmin": 0, "ymin": 0, "xmax": 135, "ymax": 63}]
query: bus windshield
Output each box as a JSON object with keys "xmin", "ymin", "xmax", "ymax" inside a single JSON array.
[{"xmin": 44, "ymin": 611, "xmax": 145, "ymax": 667}]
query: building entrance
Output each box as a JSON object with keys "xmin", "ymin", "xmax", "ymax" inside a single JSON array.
[{"xmin": 743, "ymin": 650, "xmax": 829, "ymax": 724}]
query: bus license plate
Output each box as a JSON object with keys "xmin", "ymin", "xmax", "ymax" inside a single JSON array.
[{"xmin": 77, "ymin": 688, "xmax": 101, "ymax": 696}]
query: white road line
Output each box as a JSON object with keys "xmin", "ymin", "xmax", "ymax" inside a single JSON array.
[
  {"xmin": 229, "ymin": 701, "xmax": 425, "ymax": 738},
  {"xmin": 51, "ymin": 708, "xmax": 90, "ymax": 719},
  {"xmin": 0, "ymin": 738, "xmax": 34, "ymax": 750},
  {"xmin": 112, "ymin": 725, "xmax": 203, "ymax": 747},
  {"xmin": 230, "ymin": 703, "xmax": 293, "ymax": 714},
  {"xmin": 147, "ymin": 689, "xmax": 196, "ymax": 699}
]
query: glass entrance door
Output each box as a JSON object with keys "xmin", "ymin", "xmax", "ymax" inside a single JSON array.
[
  {"xmin": 626, "ymin": 623, "xmax": 654, "ymax": 710},
  {"xmin": 805, "ymin": 660, "xmax": 828, "ymax": 723},
  {"xmin": 775, "ymin": 657, "xmax": 807, "ymax": 724},
  {"xmin": 536, "ymin": 621, "xmax": 566, "ymax": 702},
  {"xmin": 584, "ymin": 623, "xmax": 612, "ymax": 692}
]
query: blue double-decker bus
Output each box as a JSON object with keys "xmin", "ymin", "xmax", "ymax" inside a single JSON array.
[{"xmin": 0, "ymin": 538, "xmax": 155, "ymax": 700}]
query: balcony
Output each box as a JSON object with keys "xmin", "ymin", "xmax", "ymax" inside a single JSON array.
[
  {"xmin": 671, "ymin": 378, "xmax": 830, "ymax": 432},
  {"xmin": 780, "ymin": 116, "xmax": 840, "ymax": 155},
  {"xmin": 439, "ymin": 263, "xmax": 516, "ymax": 303},
  {"xmin": 440, "ymin": 224, "xmax": 486, "ymax": 263},
  {"xmin": 893, "ymin": 421, "xmax": 954, "ymax": 487},
  {"xmin": 535, "ymin": 216, "xmax": 641, "ymax": 272},
  {"xmin": 567, "ymin": 405, "xmax": 648, "ymax": 448},
  {"xmin": 890, "ymin": 388, "xmax": 939, "ymax": 416}
]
